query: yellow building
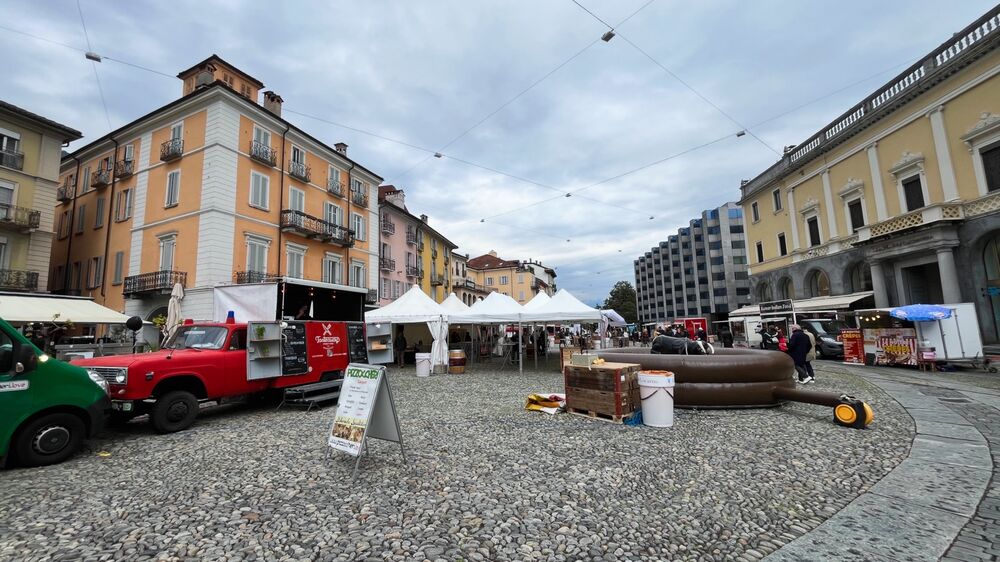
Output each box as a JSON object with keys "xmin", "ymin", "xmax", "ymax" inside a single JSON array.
[
  {"xmin": 451, "ymin": 251, "xmax": 490, "ymax": 305},
  {"xmin": 739, "ymin": 7, "xmax": 1000, "ymax": 342},
  {"xmin": 0, "ymin": 101, "xmax": 81, "ymax": 293},
  {"xmin": 414, "ymin": 213, "xmax": 457, "ymax": 303},
  {"xmin": 466, "ymin": 251, "xmax": 555, "ymax": 304},
  {"xmin": 51, "ymin": 55, "xmax": 382, "ymax": 321}
]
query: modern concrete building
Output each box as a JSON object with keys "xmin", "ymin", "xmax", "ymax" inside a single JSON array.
[
  {"xmin": 634, "ymin": 202, "xmax": 751, "ymax": 326},
  {"xmin": 738, "ymin": 7, "xmax": 1000, "ymax": 343},
  {"xmin": 0, "ymin": 101, "xmax": 81, "ymax": 293}
]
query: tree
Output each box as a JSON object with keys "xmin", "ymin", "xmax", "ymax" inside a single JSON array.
[{"xmin": 602, "ymin": 281, "xmax": 638, "ymax": 324}]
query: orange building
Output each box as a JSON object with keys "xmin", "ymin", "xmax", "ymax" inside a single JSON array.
[{"xmin": 50, "ymin": 55, "xmax": 382, "ymax": 324}]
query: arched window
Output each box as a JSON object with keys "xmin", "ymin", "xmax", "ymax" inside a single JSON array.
[
  {"xmin": 779, "ymin": 277, "xmax": 795, "ymax": 300},
  {"xmin": 806, "ymin": 270, "xmax": 831, "ymax": 298},
  {"xmin": 847, "ymin": 263, "xmax": 873, "ymax": 293},
  {"xmin": 756, "ymin": 282, "xmax": 773, "ymax": 303}
]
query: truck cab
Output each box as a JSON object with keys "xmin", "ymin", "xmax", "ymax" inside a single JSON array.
[{"xmin": 0, "ymin": 317, "xmax": 110, "ymax": 467}]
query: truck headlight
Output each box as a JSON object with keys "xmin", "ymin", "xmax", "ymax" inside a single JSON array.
[
  {"xmin": 115, "ymin": 371, "xmax": 126, "ymax": 383},
  {"xmin": 87, "ymin": 369, "xmax": 110, "ymax": 394}
]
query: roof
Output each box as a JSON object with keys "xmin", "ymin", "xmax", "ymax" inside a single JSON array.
[
  {"xmin": 467, "ymin": 252, "xmax": 521, "ymax": 270},
  {"xmin": 729, "ymin": 291, "xmax": 874, "ymax": 317},
  {"xmin": 176, "ymin": 54, "xmax": 265, "ymax": 88},
  {"xmin": 0, "ymin": 100, "xmax": 82, "ymax": 142},
  {"xmin": 365, "ymin": 285, "xmax": 447, "ymax": 323},
  {"xmin": 379, "ymin": 199, "xmax": 458, "ymax": 248},
  {"xmin": 60, "ymin": 81, "xmax": 382, "ymax": 181},
  {"xmin": 0, "ymin": 293, "xmax": 131, "ymax": 324}
]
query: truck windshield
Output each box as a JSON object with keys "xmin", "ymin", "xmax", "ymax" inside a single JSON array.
[
  {"xmin": 804, "ymin": 320, "xmax": 849, "ymax": 336},
  {"xmin": 164, "ymin": 326, "xmax": 229, "ymax": 350}
]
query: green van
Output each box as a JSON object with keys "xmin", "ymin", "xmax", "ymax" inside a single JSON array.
[{"xmin": 0, "ymin": 318, "xmax": 110, "ymax": 467}]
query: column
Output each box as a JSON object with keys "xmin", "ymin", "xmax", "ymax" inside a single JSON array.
[
  {"xmin": 821, "ymin": 169, "xmax": 839, "ymax": 239},
  {"xmin": 936, "ymin": 247, "xmax": 962, "ymax": 303},
  {"xmin": 870, "ymin": 260, "xmax": 889, "ymax": 308},
  {"xmin": 866, "ymin": 143, "xmax": 889, "ymax": 221},
  {"xmin": 787, "ymin": 189, "xmax": 801, "ymax": 250},
  {"xmin": 927, "ymin": 105, "xmax": 960, "ymax": 201}
]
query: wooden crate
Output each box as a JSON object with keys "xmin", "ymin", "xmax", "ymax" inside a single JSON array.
[
  {"xmin": 560, "ymin": 346, "xmax": 581, "ymax": 371},
  {"xmin": 563, "ymin": 362, "xmax": 641, "ymax": 417}
]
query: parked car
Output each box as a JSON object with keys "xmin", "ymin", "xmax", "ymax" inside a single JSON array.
[
  {"xmin": 799, "ymin": 318, "xmax": 850, "ymax": 359},
  {"xmin": 0, "ymin": 317, "xmax": 110, "ymax": 468}
]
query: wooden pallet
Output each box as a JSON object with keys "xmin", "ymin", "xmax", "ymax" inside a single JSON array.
[{"xmin": 567, "ymin": 407, "xmax": 636, "ymax": 424}]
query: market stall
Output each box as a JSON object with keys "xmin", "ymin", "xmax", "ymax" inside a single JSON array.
[
  {"xmin": 365, "ymin": 286, "xmax": 450, "ymax": 373},
  {"xmin": 450, "ymin": 292, "xmax": 526, "ymax": 370},
  {"xmin": 852, "ymin": 303, "xmax": 986, "ymax": 369}
]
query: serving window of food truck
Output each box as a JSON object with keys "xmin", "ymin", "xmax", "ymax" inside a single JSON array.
[{"xmin": 855, "ymin": 310, "xmax": 918, "ymax": 366}]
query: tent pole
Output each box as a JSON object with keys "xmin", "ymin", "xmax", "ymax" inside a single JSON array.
[
  {"xmin": 518, "ymin": 320, "xmax": 523, "ymax": 374},
  {"xmin": 533, "ymin": 323, "xmax": 538, "ymax": 371}
]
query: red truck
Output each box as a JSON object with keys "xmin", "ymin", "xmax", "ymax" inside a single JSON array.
[{"xmin": 72, "ymin": 319, "xmax": 367, "ymax": 433}]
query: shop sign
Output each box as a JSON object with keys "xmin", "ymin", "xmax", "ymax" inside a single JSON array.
[
  {"xmin": 760, "ymin": 299, "xmax": 794, "ymax": 315},
  {"xmin": 841, "ymin": 329, "xmax": 864, "ymax": 364},
  {"xmin": 864, "ymin": 328, "xmax": 918, "ymax": 366},
  {"xmin": 328, "ymin": 364, "xmax": 406, "ymax": 481}
]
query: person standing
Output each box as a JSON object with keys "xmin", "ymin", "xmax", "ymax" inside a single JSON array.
[
  {"xmin": 786, "ymin": 324, "xmax": 813, "ymax": 383},
  {"xmin": 394, "ymin": 329, "xmax": 407, "ymax": 368},
  {"xmin": 695, "ymin": 327, "xmax": 707, "ymax": 342},
  {"xmin": 804, "ymin": 328, "xmax": 817, "ymax": 381}
]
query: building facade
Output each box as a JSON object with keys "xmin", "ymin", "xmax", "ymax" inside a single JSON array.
[
  {"xmin": 467, "ymin": 251, "xmax": 556, "ymax": 304},
  {"xmin": 739, "ymin": 7, "xmax": 1000, "ymax": 343},
  {"xmin": 451, "ymin": 251, "xmax": 490, "ymax": 305},
  {"xmin": 0, "ymin": 101, "xmax": 81, "ymax": 293},
  {"xmin": 417, "ymin": 215, "xmax": 457, "ymax": 303},
  {"xmin": 50, "ymin": 55, "xmax": 381, "ymax": 323},
  {"xmin": 634, "ymin": 202, "xmax": 751, "ymax": 326},
  {"xmin": 377, "ymin": 186, "xmax": 423, "ymax": 304}
]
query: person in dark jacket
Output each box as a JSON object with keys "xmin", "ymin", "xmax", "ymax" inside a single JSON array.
[
  {"xmin": 786, "ymin": 324, "xmax": 813, "ymax": 383},
  {"xmin": 695, "ymin": 328, "xmax": 707, "ymax": 342}
]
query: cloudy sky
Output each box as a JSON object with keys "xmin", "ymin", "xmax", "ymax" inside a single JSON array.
[{"xmin": 2, "ymin": 0, "xmax": 995, "ymax": 305}]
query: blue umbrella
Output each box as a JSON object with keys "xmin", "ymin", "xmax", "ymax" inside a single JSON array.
[{"xmin": 889, "ymin": 304, "xmax": 953, "ymax": 322}]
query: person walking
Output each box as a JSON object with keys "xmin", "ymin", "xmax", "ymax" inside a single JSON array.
[
  {"xmin": 804, "ymin": 328, "xmax": 817, "ymax": 381},
  {"xmin": 394, "ymin": 329, "xmax": 407, "ymax": 368},
  {"xmin": 695, "ymin": 327, "xmax": 708, "ymax": 342},
  {"xmin": 786, "ymin": 324, "xmax": 813, "ymax": 384}
]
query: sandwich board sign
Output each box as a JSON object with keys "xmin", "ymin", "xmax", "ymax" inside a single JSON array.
[{"xmin": 327, "ymin": 363, "xmax": 405, "ymax": 481}]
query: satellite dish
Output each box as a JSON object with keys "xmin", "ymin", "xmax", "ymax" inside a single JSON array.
[{"xmin": 125, "ymin": 316, "xmax": 143, "ymax": 332}]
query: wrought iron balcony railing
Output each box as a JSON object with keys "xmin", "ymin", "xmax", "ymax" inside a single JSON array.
[
  {"xmin": 406, "ymin": 265, "xmax": 420, "ymax": 278},
  {"xmin": 0, "ymin": 269, "xmax": 38, "ymax": 291},
  {"xmin": 161, "ymin": 139, "xmax": 184, "ymax": 161},
  {"xmin": 114, "ymin": 160, "xmax": 134, "ymax": 179},
  {"xmin": 366, "ymin": 289, "xmax": 378, "ymax": 304},
  {"xmin": 288, "ymin": 161, "xmax": 311, "ymax": 183},
  {"xmin": 91, "ymin": 169, "xmax": 111, "ymax": 189},
  {"xmin": 0, "ymin": 204, "xmax": 41, "ymax": 232},
  {"xmin": 381, "ymin": 219, "xmax": 395, "ymax": 235},
  {"xmin": 280, "ymin": 209, "xmax": 354, "ymax": 247},
  {"xmin": 406, "ymin": 230, "xmax": 417, "ymax": 245},
  {"xmin": 327, "ymin": 177, "xmax": 344, "ymax": 197},
  {"xmin": 379, "ymin": 257, "xmax": 396, "ymax": 271},
  {"xmin": 430, "ymin": 273, "xmax": 445, "ymax": 286},
  {"xmin": 351, "ymin": 190, "xmax": 368, "ymax": 208},
  {"xmin": 57, "ymin": 185, "xmax": 73, "ymax": 204},
  {"xmin": 431, "ymin": 248, "xmax": 438, "ymax": 259},
  {"xmin": 123, "ymin": 270, "xmax": 187, "ymax": 297},
  {"xmin": 234, "ymin": 270, "xmax": 279, "ymax": 284},
  {"xmin": 1, "ymin": 148, "xmax": 25, "ymax": 170},
  {"xmin": 249, "ymin": 140, "xmax": 278, "ymax": 167}
]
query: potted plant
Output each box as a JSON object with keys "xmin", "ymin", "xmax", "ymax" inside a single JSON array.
[{"xmin": 254, "ymin": 324, "xmax": 266, "ymax": 340}]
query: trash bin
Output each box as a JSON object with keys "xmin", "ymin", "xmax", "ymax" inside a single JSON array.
[
  {"xmin": 415, "ymin": 353, "xmax": 432, "ymax": 377},
  {"xmin": 638, "ymin": 370, "xmax": 675, "ymax": 427}
]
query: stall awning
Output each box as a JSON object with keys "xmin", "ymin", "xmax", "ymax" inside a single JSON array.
[
  {"xmin": 729, "ymin": 291, "xmax": 874, "ymax": 318},
  {"xmin": 0, "ymin": 294, "xmax": 132, "ymax": 324}
]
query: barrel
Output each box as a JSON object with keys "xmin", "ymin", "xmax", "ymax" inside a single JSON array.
[{"xmin": 448, "ymin": 349, "xmax": 467, "ymax": 374}]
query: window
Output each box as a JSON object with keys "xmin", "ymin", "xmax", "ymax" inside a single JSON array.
[
  {"xmin": 382, "ymin": 277, "xmax": 390, "ymax": 299},
  {"xmin": 112, "ymin": 251, "xmax": 124, "ymax": 285},
  {"xmin": 486, "ymin": 277, "xmax": 494, "ymax": 286},
  {"xmin": 165, "ymin": 170, "xmax": 180, "ymax": 207},
  {"xmin": 329, "ymin": 166, "xmax": 341, "ymax": 188},
  {"xmin": 253, "ymin": 125, "xmax": 271, "ymax": 149},
  {"xmin": 983, "ymin": 144, "xmax": 1000, "ymax": 192},
  {"xmin": 291, "ymin": 145, "xmax": 305, "ymax": 165},
  {"xmin": 0, "ymin": 236, "xmax": 6, "ymax": 269},
  {"xmin": 712, "ymin": 272, "xmax": 726, "ymax": 281},
  {"xmin": 735, "ymin": 287, "xmax": 750, "ymax": 296},
  {"xmin": 772, "ymin": 189, "xmax": 782, "ymax": 211},
  {"xmin": 710, "ymin": 257, "xmax": 724, "ymax": 265},
  {"xmin": 713, "ymin": 288, "xmax": 727, "ymax": 296},
  {"xmin": 381, "ymin": 242, "xmax": 390, "ymax": 259},
  {"xmin": 289, "ymin": 187, "xmax": 305, "ymax": 212},
  {"xmin": 848, "ymin": 263, "xmax": 873, "ymax": 292},
  {"xmin": 500, "ymin": 275, "xmax": 509, "ymax": 285},
  {"xmin": 751, "ymin": 202, "xmax": 760, "ymax": 222},
  {"xmin": 902, "ymin": 176, "xmax": 924, "ymax": 211},
  {"xmin": 94, "ymin": 198, "xmax": 105, "ymax": 228},
  {"xmin": 350, "ymin": 260, "xmax": 365, "ymax": 288},
  {"xmin": 729, "ymin": 225, "xmax": 744, "ymax": 233},
  {"xmin": 286, "ymin": 244, "xmax": 306, "ymax": 278},
  {"xmin": 159, "ymin": 235, "xmax": 176, "ymax": 271},
  {"xmin": 57, "ymin": 211, "xmax": 69, "ymax": 238},
  {"xmin": 170, "ymin": 122, "xmax": 183, "ymax": 141},
  {"xmin": 81, "ymin": 165, "xmax": 91, "ymax": 193},
  {"xmin": 707, "ymin": 226, "xmax": 720, "ymax": 235},
  {"xmin": 848, "ymin": 199, "xmax": 865, "ymax": 232},
  {"xmin": 806, "ymin": 270, "xmax": 831, "ymax": 297},
  {"xmin": 709, "ymin": 241, "xmax": 722, "ymax": 250},
  {"xmin": 71, "ymin": 262, "xmax": 81, "ymax": 291},
  {"xmin": 0, "ymin": 130, "xmax": 20, "ymax": 157},
  {"xmin": 777, "ymin": 233, "xmax": 787, "ymax": 256},
  {"xmin": 322, "ymin": 254, "xmax": 342, "ymax": 284},
  {"xmin": 733, "ymin": 256, "xmax": 747, "ymax": 265},
  {"xmin": 250, "ymin": 172, "xmax": 269, "ymax": 209},
  {"xmin": 247, "ymin": 236, "xmax": 269, "ymax": 273},
  {"xmin": 87, "ymin": 256, "xmax": 103, "ymax": 288},
  {"xmin": 75, "ymin": 205, "xmax": 86, "ymax": 234},
  {"xmin": 807, "ymin": 217, "xmax": 821, "ymax": 247},
  {"xmin": 517, "ymin": 274, "xmax": 524, "ymax": 284},
  {"xmin": 115, "ymin": 188, "xmax": 133, "ymax": 221},
  {"xmin": 728, "ymin": 208, "xmax": 742, "ymax": 219},
  {"xmin": 755, "ymin": 241, "xmax": 764, "ymax": 263},
  {"xmin": 122, "ymin": 143, "xmax": 134, "ymax": 163},
  {"xmin": 240, "ymin": 84, "xmax": 252, "ymax": 99},
  {"xmin": 352, "ymin": 213, "xmax": 365, "ymax": 241},
  {"xmin": 324, "ymin": 202, "xmax": 342, "ymax": 227},
  {"xmin": 731, "ymin": 240, "xmax": 745, "ymax": 249},
  {"xmin": 351, "ymin": 178, "xmax": 364, "ymax": 194},
  {"xmin": 394, "ymin": 280, "xmax": 402, "ymax": 299},
  {"xmin": 519, "ymin": 291, "xmax": 525, "ymax": 301}
]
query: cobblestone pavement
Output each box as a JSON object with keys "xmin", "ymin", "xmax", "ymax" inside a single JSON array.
[
  {"xmin": 766, "ymin": 364, "xmax": 1000, "ymax": 562},
  {"xmin": 0, "ymin": 361, "xmax": 910, "ymax": 562}
]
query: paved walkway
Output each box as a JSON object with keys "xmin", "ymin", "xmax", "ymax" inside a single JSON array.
[{"xmin": 766, "ymin": 365, "xmax": 1000, "ymax": 562}]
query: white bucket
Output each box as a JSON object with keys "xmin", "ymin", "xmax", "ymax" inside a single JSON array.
[
  {"xmin": 415, "ymin": 353, "xmax": 432, "ymax": 377},
  {"xmin": 638, "ymin": 370, "xmax": 675, "ymax": 428}
]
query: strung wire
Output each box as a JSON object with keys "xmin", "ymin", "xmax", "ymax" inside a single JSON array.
[{"xmin": 76, "ymin": 0, "xmax": 112, "ymax": 131}]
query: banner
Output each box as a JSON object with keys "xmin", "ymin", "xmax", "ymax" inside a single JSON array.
[
  {"xmin": 841, "ymin": 329, "xmax": 864, "ymax": 364},
  {"xmin": 328, "ymin": 364, "xmax": 384, "ymax": 456},
  {"xmin": 864, "ymin": 328, "xmax": 918, "ymax": 366}
]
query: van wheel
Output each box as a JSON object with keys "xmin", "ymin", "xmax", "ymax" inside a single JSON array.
[
  {"xmin": 150, "ymin": 391, "xmax": 199, "ymax": 433},
  {"xmin": 13, "ymin": 412, "xmax": 85, "ymax": 467}
]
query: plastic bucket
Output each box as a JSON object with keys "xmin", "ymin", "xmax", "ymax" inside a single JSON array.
[
  {"xmin": 448, "ymin": 349, "xmax": 466, "ymax": 374},
  {"xmin": 638, "ymin": 370, "xmax": 675, "ymax": 427},
  {"xmin": 415, "ymin": 353, "xmax": 432, "ymax": 377}
]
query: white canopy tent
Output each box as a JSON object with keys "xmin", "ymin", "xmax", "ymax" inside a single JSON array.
[
  {"xmin": 440, "ymin": 293, "xmax": 471, "ymax": 313},
  {"xmin": 365, "ymin": 286, "xmax": 449, "ymax": 371},
  {"xmin": 0, "ymin": 294, "xmax": 133, "ymax": 325},
  {"xmin": 520, "ymin": 289, "xmax": 604, "ymax": 323},
  {"xmin": 522, "ymin": 292, "xmax": 551, "ymax": 311},
  {"xmin": 450, "ymin": 291, "xmax": 525, "ymax": 324},
  {"xmin": 601, "ymin": 309, "xmax": 627, "ymax": 327}
]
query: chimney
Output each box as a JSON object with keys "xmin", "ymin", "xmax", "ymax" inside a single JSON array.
[
  {"xmin": 335, "ymin": 142, "xmax": 348, "ymax": 155},
  {"xmin": 263, "ymin": 91, "xmax": 283, "ymax": 117},
  {"xmin": 195, "ymin": 68, "xmax": 214, "ymax": 90},
  {"xmin": 419, "ymin": 214, "xmax": 428, "ymax": 223},
  {"xmin": 386, "ymin": 190, "xmax": 405, "ymax": 207}
]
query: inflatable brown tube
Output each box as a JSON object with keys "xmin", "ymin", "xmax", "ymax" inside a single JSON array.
[{"xmin": 595, "ymin": 347, "xmax": 795, "ymax": 409}]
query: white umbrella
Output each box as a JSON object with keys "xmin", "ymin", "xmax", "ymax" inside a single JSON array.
[{"xmin": 164, "ymin": 283, "xmax": 185, "ymax": 343}]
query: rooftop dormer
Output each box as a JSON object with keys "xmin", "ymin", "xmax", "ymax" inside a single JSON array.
[{"xmin": 177, "ymin": 54, "xmax": 265, "ymax": 102}]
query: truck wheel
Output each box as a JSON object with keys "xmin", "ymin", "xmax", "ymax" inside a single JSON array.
[
  {"xmin": 13, "ymin": 412, "xmax": 86, "ymax": 467},
  {"xmin": 150, "ymin": 391, "xmax": 199, "ymax": 433}
]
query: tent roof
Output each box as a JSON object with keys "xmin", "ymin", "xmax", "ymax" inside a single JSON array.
[
  {"xmin": 450, "ymin": 291, "xmax": 524, "ymax": 323},
  {"xmin": 364, "ymin": 286, "xmax": 447, "ymax": 323},
  {"xmin": 520, "ymin": 289, "xmax": 604, "ymax": 323},
  {"xmin": 0, "ymin": 293, "xmax": 132, "ymax": 324},
  {"xmin": 522, "ymin": 292, "xmax": 550, "ymax": 310},
  {"xmin": 440, "ymin": 293, "xmax": 470, "ymax": 312},
  {"xmin": 601, "ymin": 309, "xmax": 627, "ymax": 326}
]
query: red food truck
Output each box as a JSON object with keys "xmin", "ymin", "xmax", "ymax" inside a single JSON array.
[{"xmin": 72, "ymin": 318, "xmax": 366, "ymax": 433}]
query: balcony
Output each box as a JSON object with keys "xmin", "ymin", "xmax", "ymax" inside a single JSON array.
[
  {"xmin": 406, "ymin": 230, "xmax": 417, "ymax": 245},
  {"xmin": 431, "ymin": 248, "xmax": 438, "ymax": 259},
  {"xmin": 1, "ymin": 148, "xmax": 25, "ymax": 170},
  {"xmin": 0, "ymin": 269, "xmax": 38, "ymax": 291},
  {"xmin": 114, "ymin": 160, "xmax": 134, "ymax": 179},
  {"xmin": 234, "ymin": 270, "xmax": 279, "ymax": 284},
  {"xmin": 288, "ymin": 161, "xmax": 311, "ymax": 183},
  {"xmin": 0, "ymin": 204, "xmax": 41, "ymax": 232},
  {"xmin": 327, "ymin": 177, "xmax": 344, "ymax": 197},
  {"xmin": 91, "ymin": 169, "xmax": 111, "ymax": 189},
  {"xmin": 855, "ymin": 201, "xmax": 967, "ymax": 244},
  {"xmin": 406, "ymin": 265, "xmax": 420, "ymax": 278},
  {"xmin": 366, "ymin": 289, "xmax": 378, "ymax": 305},
  {"xmin": 430, "ymin": 273, "xmax": 445, "ymax": 286},
  {"xmin": 160, "ymin": 139, "xmax": 183, "ymax": 162},
  {"xmin": 381, "ymin": 218, "xmax": 395, "ymax": 235},
  {"xmin": 351, "ymin": 190, "xmax": 368, "ymax": 208},
  {"xmin": 379, "ymin": 257, "xmax": 396, "ymax": 272},
  {"xmin": 280, "ymin": 209, "xmax": 354, "ymax": 247},
  {"xmin": 57, "ymin": 185, "xmax": 73, "ymax": 204},
  {"xmin": 123, "ymin": 270, "xmax": 187, "ymax": 297},
  {"xmin": 249, "ymin": 140, "xmax": 277, "ymax": 167}
]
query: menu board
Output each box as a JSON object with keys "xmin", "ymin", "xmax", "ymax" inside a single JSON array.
[
  {"xmin": 864, "ymin": 328, "xmax": 918, "ymax": 366},
  {"xmin": 329, "ymin": 365, "xmax": 385, "ymax": 456},
  {"xmin": 841, "ymin": 329, "xmax": 864, "ymax": 364},
  {"xmin": 281, "ymin": 322, "xmax": 308, "ymax": 375}
]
